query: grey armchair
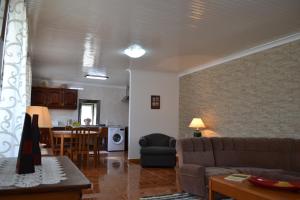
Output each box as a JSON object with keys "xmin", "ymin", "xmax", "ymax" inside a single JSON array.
[{"xmin": 139, "ymin": 133, "xmax": 176, "ymax": 167}]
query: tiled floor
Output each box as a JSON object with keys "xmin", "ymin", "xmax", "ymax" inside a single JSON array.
[{"xmin": 75, "ymin": 152, "xmax": 180, "ymax": 200}]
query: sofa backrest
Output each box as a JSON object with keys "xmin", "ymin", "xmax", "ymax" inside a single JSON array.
[
  {"xmin": 145, "ymin": 133, "xmax": 171, "ymax": 146},
  {"xmin": 176, "ymin": 138, "xmax": 215, "ymax": 167},
  {"xmin": 211, "ymin": 137, "xmax": 293, "ymax": 170},
  {"xmin": 291, "ymin": 140, "xmax": 300, "ymax": 172}
]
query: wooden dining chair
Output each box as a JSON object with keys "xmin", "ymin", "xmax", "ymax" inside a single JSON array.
[
  {"xmin": 67, "ymin": 127, "xmax": 99, "ymax": 165},
  {"xmin": 87, "ymin": 127, "xmax": 101, "ymax": 158},
  {"xmin": 49, "ymin": 129, "xmax": 61, "ymax": 155},
  {"xmin": 98, "ymin": 127, "xmax": 108, "ymax": 153},
  {"xmin": 66, "ymin": 127, "xmax": 82, "ymax": 161},
  {"xmin": 81, "ymin": 128, "xmax": 99, "ymax": 165}
]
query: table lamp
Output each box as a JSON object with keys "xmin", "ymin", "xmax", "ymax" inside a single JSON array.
[
  {"xmin": 189, "ymin": 118, "xmax": 205, "ymax": 137},
  {"xmin": 26, "ymin": 106, "xmax": 52, "ymax": 165}
]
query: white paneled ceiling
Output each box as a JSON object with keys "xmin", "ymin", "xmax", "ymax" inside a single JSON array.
[{"xmin": 27, "ymin": 0, "xmax": 300, "ymax": 87}]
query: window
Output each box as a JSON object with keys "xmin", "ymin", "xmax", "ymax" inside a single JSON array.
[{"xmin": 78, "ymin": 99, "xmax": 100, "ymax": 125}]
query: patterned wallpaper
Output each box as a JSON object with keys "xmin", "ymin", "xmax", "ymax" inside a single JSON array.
[{"xmin": 179, "ymin": 40, "xmax": 300, "ymax": 138}]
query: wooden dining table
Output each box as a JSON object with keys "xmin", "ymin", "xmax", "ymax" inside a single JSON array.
[{"xmin": 52, "ymin": 130, "xmax": 99, "ymax": 156}]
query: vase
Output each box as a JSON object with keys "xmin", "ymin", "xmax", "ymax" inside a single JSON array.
[
  {"xmin": 32, "ymin": 114, "xmax": 42, "ymax": 165},
  {"xmin": 16, "ymin": 113, "xmax": 35, "ymax": 174}
]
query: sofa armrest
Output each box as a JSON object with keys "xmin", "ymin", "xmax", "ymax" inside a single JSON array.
[
  {"xmin": 179, "ymin": 164, "xmax": 205, "ymax": 177},
  {"xmin": 139, "ymin": 136, "xmax": 148, "ymax": 147},
  {"xmin": 178, "ymin": 164, "xmax": 206, "ymax": 197},
  {"xmin": 169, "ymin": 137, "xmax": 176, "ymax": 148}
]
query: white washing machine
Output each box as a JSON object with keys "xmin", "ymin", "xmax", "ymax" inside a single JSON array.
[{"xmin": 108, "ymin": 127, "xmax": 125, "ymax": 151}]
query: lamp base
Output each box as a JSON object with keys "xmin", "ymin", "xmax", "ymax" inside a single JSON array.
[{"xmin": 193, "ymin": 131, "xmax": 202, "ymax": 137}]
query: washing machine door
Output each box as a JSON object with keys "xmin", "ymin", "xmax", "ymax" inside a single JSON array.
[{"xmin": 112, "ymin": 133, "xmax": 123, "ymax": 144}]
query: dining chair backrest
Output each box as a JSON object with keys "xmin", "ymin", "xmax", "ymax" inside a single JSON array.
[
  {"xmin": 70, "ymin": 127, "xmax": 98, "ymax": 152},
  {"xmin": 49, "ymin": 129, "xmax": 55, "ymax": 152},
  {"xmin": 80, "ymin": 128, "xmax": 91, "ymax": 152},
  {"xmin": 65, "ymin": 126, "xmax": 73, "ymax": 130},
  {"xmin": 70, "ymin": 127, "xmax": 84, "ymax": 151}
]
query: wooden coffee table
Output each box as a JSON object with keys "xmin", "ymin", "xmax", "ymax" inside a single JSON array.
[
  {"xmin": 209, "ymin": 175, "xmax": 300, "ymax": 200},
  {"xmin": 0, "ymin": 156, "xmax": 91, "ymax": 200}
]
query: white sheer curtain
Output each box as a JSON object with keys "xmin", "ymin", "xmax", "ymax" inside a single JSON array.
[{"xmin": 0, "ymin": 0, "xmax": 30, "ymax": 158}]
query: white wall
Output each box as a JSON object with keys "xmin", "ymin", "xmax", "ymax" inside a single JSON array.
[
  {"xmin": 128, "ymin": 69, "xmax": 179, "ymax": 159},
  {"xmin": 50, "ymin": 85, "xmax": 129, "ymax": 127}
]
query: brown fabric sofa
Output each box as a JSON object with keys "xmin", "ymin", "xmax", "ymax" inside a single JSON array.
[{"xmin": 176, "ymin": 137, "xmax": 300, "ymax": 199}]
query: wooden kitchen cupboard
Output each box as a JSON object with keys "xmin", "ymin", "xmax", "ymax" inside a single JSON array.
[
  {"xmin": 63, "ymin": 89, "xmax": 78, "ymax": 109},
  {"xmin": 31, "ymin": 87, "xmax": 78, "ymax": 109}
]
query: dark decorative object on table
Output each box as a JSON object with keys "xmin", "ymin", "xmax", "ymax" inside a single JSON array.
[
  {"xmin": 248, "ymin": 176, "xmax": 300, "ymax": 191},
  {"xmin": 32, "ymin": 114, "xmax": 41, "ymax": 165},
  {"xmin": 139, "ymin": 133, "xmax": 176, "ymax": 167},
  {"xmin": 16, "ymin": 113, "xmax": 35, "ymax": 174}
]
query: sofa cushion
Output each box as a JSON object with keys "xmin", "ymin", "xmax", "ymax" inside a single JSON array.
[
  {"xmin": 140, "ymin": 146, "xmax": 176, "ymax": 155},
  {"xmin": 211, "ymin": 137, "xmax": 292, "ymax": 170},
  {"xmin": 233, "ymin": 167, "xmax": 284, "ymax": 176},
  {"xmin": 233, "ymin": 167, "xmax": 300, "ymax": 181},
  {"xmin": 178, "ymin": 138, "xmax": 215, "ymax": 167},
  {"xmin": 278, "ymin": 171, "xmax": 300, "ymax": 181},
  {"xmin": 205, "ymin": 167, "xmax": 238, "ymax": 184}
]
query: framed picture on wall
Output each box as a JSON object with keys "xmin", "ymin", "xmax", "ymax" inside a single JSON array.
[
  {"xmin": 151, "ymin": 95, "xmax": 160, "ymax": 109},
  {"xmin": 0, "ymin": 0, "xmax": 9, "ymax": 41}
]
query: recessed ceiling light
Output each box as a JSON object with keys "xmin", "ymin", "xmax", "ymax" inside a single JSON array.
[
  {"xmin": 69, "ymin": 87, "xmax": 84, "ymax": 90},
  {"xmin": 123, "ymin": 44, "xmax": 146, "ymax": 58},
  {"xmin": 85, "ymin": 75, "xmax": 109, "ymax": 80}
]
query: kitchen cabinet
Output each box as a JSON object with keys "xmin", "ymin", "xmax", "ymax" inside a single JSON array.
[
  {"xmin": 63, "ymin": 89, "xmax": 78, "ymax": 109},
  {"xmin": 31, "ymin": 87, "xmax": 78, "ymax": 109},
  {"xmin": 31, "ymin": 87, "xmax": 47, "ymax": 106},
  {"xmin": 47, "ymin": 88, "xmax": 63, "ymax": 108}
]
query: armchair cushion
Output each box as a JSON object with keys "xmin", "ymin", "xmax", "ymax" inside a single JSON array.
[
  {"xmin": 141, "ymin": 146, "xmax": 176, "ymax": 155},
  {"xmin": 143, "ymin": 133, "xmax": 171, "ymax": 146}
]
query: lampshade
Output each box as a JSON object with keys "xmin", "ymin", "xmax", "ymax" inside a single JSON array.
[
  {"xmin": 189, "ymin": 118, "xmax": 205, "ymax": 129},
  {"xmin": 26, "ymin": 106, "xmax": 52, "ymax": 128}
]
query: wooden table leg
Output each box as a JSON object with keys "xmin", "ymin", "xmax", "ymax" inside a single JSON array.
[
  {"xmin": 60, "ymin": 135, "xmax": 64, "ymax": 156},
  {"xmin": 209, "ymin": 179, "xmax": 215, "ymax": 200}
]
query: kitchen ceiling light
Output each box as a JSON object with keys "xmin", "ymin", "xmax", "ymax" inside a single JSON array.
[
  {"xmin": 85, "ymin": 75, "xmax": 109, "ymax": 80},
  {"xmin": 69, "ymin": 87, "xmax": 84, "ymax": 90},
  {"xmin": 123, "ymin": 44, "xmax": 146, "ymax": 58}
]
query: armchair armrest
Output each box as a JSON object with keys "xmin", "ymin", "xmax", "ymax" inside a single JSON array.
[
  {"xmin": 169, "ymin": 137, "xmax": 176, "ymax": 148},
  {"xmin": 139, "ymin": 136, "xmax": 148, "ymax": 147}
]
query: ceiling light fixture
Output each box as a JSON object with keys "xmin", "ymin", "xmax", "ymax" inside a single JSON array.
[
  {"xmin": 85, "ymin": 75, "xmax": 109, "ymax": 80},
  {"xmin": 82, "ymin": 34, "xmax": 96, "ymax": 67},
  {"xmin": 123, "ymin": 44, "xmax": 146, "ymax": 58},
  {"xmin": 69, "ymin": 87, "xmax": 84, "ymax": 90}
]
